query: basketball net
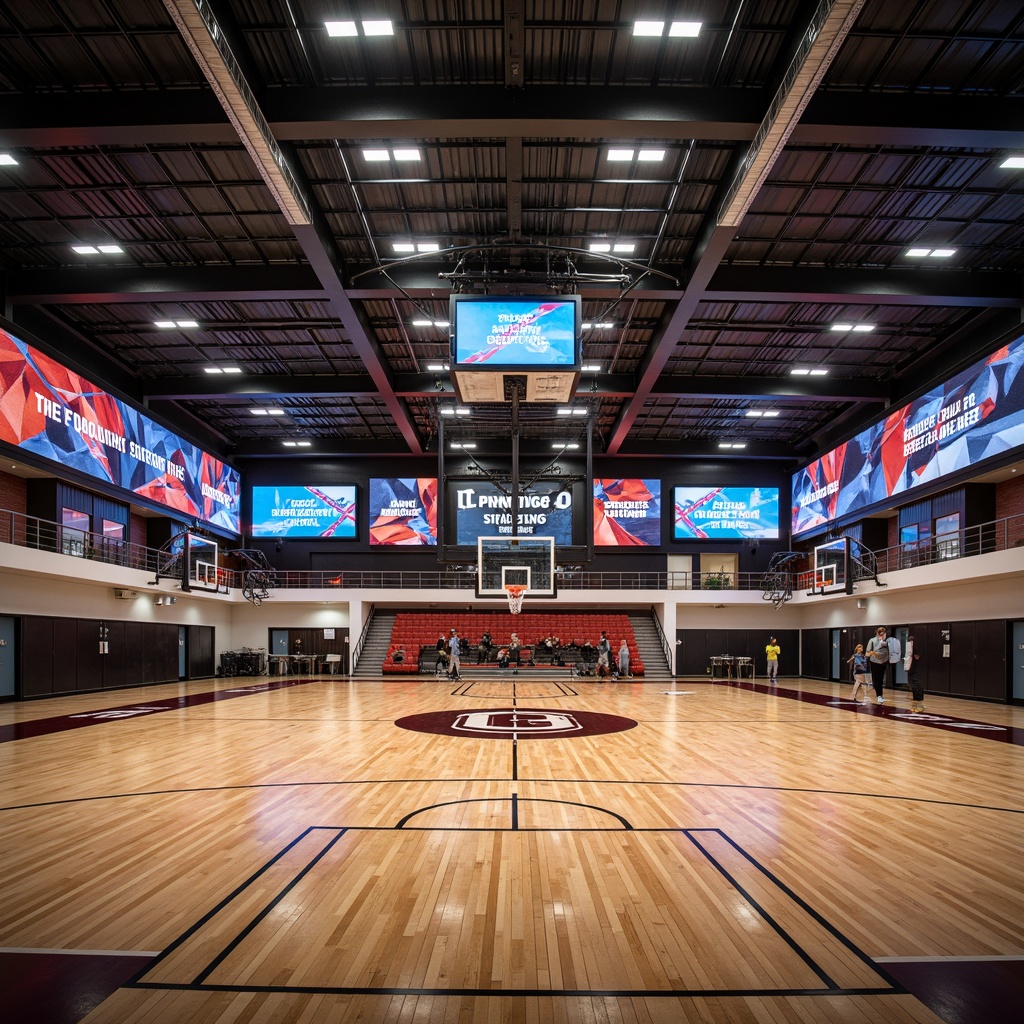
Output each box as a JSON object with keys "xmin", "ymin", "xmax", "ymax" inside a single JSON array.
[{"xmin": 504, "ymin": 584, "xmax": 527, "ymax": 615}]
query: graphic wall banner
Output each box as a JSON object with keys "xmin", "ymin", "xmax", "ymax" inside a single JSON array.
[
  {"xmin": 594, "ymin": 478, "xmax": 661, "ymax": 546},
  {"xmin": 792, "ymin": 333, "xmax": 1024, "ymax": 535},
  {"xmin": 369, "ymin": 478, "xmax": 437, "ymax": 545},
  {"xmin": 673, "ymin": 486, "xmax": 780, "ymax": 540},
  {"xmin": 0, "ymin": 327, "xmax": 240, "ymax": 532},
  {"xmin": 454, "ymin": 481, "xmax": 573, "ymax": 545},
  {"xmin": 251, "ymin": 486, "xmax": 357, "ymax": 538}
]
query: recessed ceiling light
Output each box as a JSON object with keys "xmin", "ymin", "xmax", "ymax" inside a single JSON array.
[
  {"xmin": 809, "ymin": 368, "xmax": 829, "ymax": 376},
  {"xmin": 222, "ymin": 366, "xmax": 243, "ymax": 374},
  {"xmin": 362, "ymin": 20, "xmax": 394, "ymax": 36},
  {"xmin": 325, "ymin": 20, "xmax": 358, "ymax": 36},
  {"xmin": 72, "ymin": 245, "xmax": 99, "ymax": 254},
  {"xmin": 362, "ymin": 148, "xmax": 389, "ymax": 160},
  {"xmin": 633, "ymin": 21, "xmax": 665, "ymax": 36},
  {"xmin": 589, "ymin": 242, "xmax": 612, "ymax": 253},
  {"xmin": 97, "ymin": 244, "xmax": 123, "ymax": 253},
  {"xmin": 392, "ymin": 148, "xmax": 420, "ymax": 161},
  {"xmin": 176, "ymin": 319, "xmax": 199, "ymax": 328},
  {"xmin": 790, "ymin": 368, "xmax": 811, "ymax": 375},
  {"xmin": 669, "ymin": 21, "xmax": 702, "ymax": 37},
  {"xmin": 0, "ymin": 154, "xmax": 18, "ymax": 166},
  {"xmin": 905, "ymin": 248, "xmax": 931, "ymax": 257},
  {"xmin": 607, "ymin": 149, "xmax": 635, "ymax": 161},
  {"xmin": 931, "ymin": 248, "xmax": 956, "ymax": 257},
  {"xmin": 155, "ymin": 320, "xmax": 177, "ymax": 329},
  {"xmin": 393, "ymin": 243, "xmax": 415, "ymax": 252},
  {"xmin": 204, "ymin": 366, "xmax": 224, "ymax": 374},
  {"xmin": 999, "ymin": 156, "xmax": 1024, "ymax": 168},
  {"xmin": 637, "ymin": 149, "xmax": 665, "ymax": 161},
  {"xmin": 906, "ymin": 247, "xmax": 956, "ymax": 258}
]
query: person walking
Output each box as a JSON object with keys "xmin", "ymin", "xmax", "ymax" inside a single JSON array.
[
  {"xmin": 448, "ymin": 629, "xmax": 461, "ymax": 681},
  {"xmin": 765, "ymin": 637, "xmax": 781, "ymax": 683},
  {"xmin": 866, "ymin": 626, "xmax": 890, "ymax": 703},
  {"xmin": 846, "ymin": 643, "xmax": 870, "ymax": 703},
  {"xmin": 906, "ymin": 636, "xmax": 925, "ymax": 712}
]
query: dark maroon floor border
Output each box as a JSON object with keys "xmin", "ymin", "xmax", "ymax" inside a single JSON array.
[
  {"xmin": 0, "ymin": 678, "xmax": 325, "ymax": 744},
  {"xmin": 715, "ymin": 679, "xmax": 1024, "ymax": 746}
]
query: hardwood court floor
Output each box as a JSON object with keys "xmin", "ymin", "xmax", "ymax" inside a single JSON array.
[{"xmin": 1, "ymin": 673, "xmax": 1023, "ymax": 1023}]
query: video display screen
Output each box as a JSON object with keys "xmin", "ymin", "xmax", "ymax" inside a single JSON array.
[
  {"xmin": 673, "ymin": 486, "xmax": 780, "ymax": 540},
  {"xmin": 369, "ymin": 478, "xmax": 438, "ymax": 545},
  {"xmin": 0, "ymin": 325, "xmax": 240, "ymax": 532},
  {"xmin": 451, "ymin": 295, "xmax": 580, "ymax": 368},
  {"xmin": 251, "ymin": 486, "xmax": 357, "ymax": 538},
  {"xmin": 792, "ymin": 333, "xmax": 1024, "ymax": 535},
  {"xmin": 594, "ymin": 479, "xmax": 661, "ymax": 546},
  {"xmin": 454, "ymin": 480, "xmax": 573, "ymax": 545}
]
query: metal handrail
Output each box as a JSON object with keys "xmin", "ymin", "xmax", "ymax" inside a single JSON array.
[
  {"xmin": 648, "ymin": 605, "xmax": 673, "ymax": 673},
  {"xmin": 351, "ymin": 603, "xmax": 376, "ymax": 672}
]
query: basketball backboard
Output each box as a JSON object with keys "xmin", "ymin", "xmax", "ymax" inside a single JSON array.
[
  {"xmin": 477, "ymin": 536, "xmax": 556, "ymax": 599},
  {"xmin": 808, "ymin": 538, "xmax": 850, "ymax": 595}
]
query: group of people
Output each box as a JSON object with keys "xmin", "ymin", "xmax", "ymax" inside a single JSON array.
[
  {"xmin": 847, "ymin": 626, "xmax": 924, "ymax": 710},
  {"xmin": 432, "ymin": 627, "xmax": 632, "ymax": 680}
]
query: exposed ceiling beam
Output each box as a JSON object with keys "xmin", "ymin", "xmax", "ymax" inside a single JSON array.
[
  {"xmin": 607, "ymin": 0, "xmax": 866, "ymax": 455},
  {"xmin": 12, "ymin": 265, "xmax": 1016, "ymax": 309},
  {"xmin": 3, "ymin": 88, "xmax": 1022, "ymax": 149}
]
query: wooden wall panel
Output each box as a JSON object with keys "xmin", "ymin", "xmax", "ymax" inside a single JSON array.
[
  {"xmin": 103, "ymin": 620, "xmax": 127, "ymax": 690},
  {"xmin": 801, "ymin": 629, "xmax": 830, "ymax": 680},
  {"xmin": 949, "ymin": 621, "xmax": 977, "ymax": 697},
  {"xmin": 74, "ymin": 619, "xmax": 103, "ymax": 693},
  {"xmin": 20, "ymin": 617, "xmax": 55, "ymax": 697},
  {"xmin": 973, "ymin": 619, "xmax": 1007, "ymax": 701}
]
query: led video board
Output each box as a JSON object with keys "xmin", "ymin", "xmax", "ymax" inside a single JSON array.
[
  {"xmin": 792, "ymin": 333, "xmax": 1024, "ymax": 535},
  {"xmin": 673, "ymin": 486, "xmax": 780, "ymax": 540},
  {"xmin": 0, "ymin": 326, "xmax": 240, "ymax": 532},
  {"xmin": 453, "ymin": 480, "xmax": 573, "ymax": 545},
  {"xmin": 369, "ymin": 478, "xmax": 438, "ymax": 545},
  {"xmin": 594, "ymin": 478, "xmax": 662, "ymax": 546},
  {"xmin": 450, "ymin": 295, "xmax": 580, "ymax": 369},
  {"xmin": 251, "ymin": 486, "xmax": 357, "ymax": 538}
]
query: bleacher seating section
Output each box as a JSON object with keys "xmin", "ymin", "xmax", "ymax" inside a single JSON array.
[{"xmin": 382, "ymin": 612, "xmax": 644, "ymax": 676}]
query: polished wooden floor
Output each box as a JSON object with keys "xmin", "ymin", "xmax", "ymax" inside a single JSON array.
[{"xmin": 2, "ymin": 671, "xmax": 1023, "ymax": 1023}]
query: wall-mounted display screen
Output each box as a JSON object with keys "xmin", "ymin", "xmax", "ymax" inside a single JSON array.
[
  {"xmin": 792, "ymin": 333, "xmax": 1024, "ymax": 535},
  {"xmin": 673, "ymin": 486, "xmax": 780, "ymax": 540},
  {"xmin": 450, "ymin": 295, "xmax": 580, "ymax": 369},
  {"xmin": 454, "ymin": 480, "xmax": 573, "ymax": 545},
  {"xmin": 594, "ymin": 479, "xmax": 661, "ymax": 546},
  {"xmin": 251, "ymin": 486, "xmax": 356, "ymax": 538},
  {"xmin": 369, "ymin": 478, "xmax": 437, "ymax": 545},
  {"xmin": 0, "ymin": 326, "xmax": 240, "ymax": 532}
]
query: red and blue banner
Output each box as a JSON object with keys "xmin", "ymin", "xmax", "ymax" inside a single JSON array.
[
  {"xmin": 0, "ymin": 327, "xmax": 240, "ymax": 532},
  {"xmin": 594, "ymin": 478, "xmax": 661, "ymax": 546},
  {"xmin": 369, "ymin": 478, "xmax": 437, "ymax": 545},
  {"xmin": 251, "ymin": 486, "xmax": 356, "ymax": 538},
  {"xmin": 792, "ymin": 333, "xmax": 1024, "ymax": 535}
]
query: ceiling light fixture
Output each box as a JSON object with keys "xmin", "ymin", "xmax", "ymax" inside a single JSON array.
[
  {"xmin": 393, "ymin": 242, "xmax": 415, "ymax": 252},
  {"xmin": 392, "ymin": 148, "xmax": 421, "ymax": 161},
  {"xmin": 451, "ymin": 442, "xmax": 476, "ymax": 449},
  {"xmin": 790, "ymin": 368, "xmax": 811, "ymax": 375},
  {"xmin": 361, "ymin": 20, "xmax": 394, "ymax": 36},
  {"xmin": 588, "ymin": 242, "xmax": 611, "ymax": 252},
  {"xmin": 830, "ymin": 322, "xmax": 874, "ymax": 332},
  {"xmin": 669, "ymin": 21, "xmax": 702, "ymax": 36},
  {"xmin": 607, "ymin": 149, "xmax": 635, "ymax": 161},
  {"xmin": 362, "ymin": 148, "xmax": 389, "ymax": 160},
  {"xmin": 581, "ymin": 364, "xmax": 601, "ymax": 372},
  {"xmin": 325, "ymin": 20, "xmax": 358, "ymax": 36},
  {"xmin": 633, "ymin": 21, "xmax": 665, "ymax": 36},
  {"xmin": 718, "ymin": 442, "xmax": 747, "ymax": 449},
  {"xmin": 612, "ymin": 243, "xmax": 635, "ymax": 254},
  {"xmin": 637, "ymin": 149, "xmax": 666, "ymax": 161},
  {"xmin": 999, "ymin": 156, "xmax": 1024, "ymax": 168},
  {"xmin": 906, "ymin": 247, "xmax": 956, "ymax": 258},
  {"xmin": 809, "ymin": 368, "xmax": 829, "ymax": 376},
  {"xmin": 0, "ymin": 154, "xmax": 18, "ymax": 166},
  {"xmin": 73, "ymin": 244, "xmax": 123, "ymax": 254},
  {"xmin": 553, "ymin": 442, "xmax": 580, "ymax": 449}
]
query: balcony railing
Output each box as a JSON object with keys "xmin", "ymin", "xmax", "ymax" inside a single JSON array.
[{"xmin": 3, "ymin": 506, "xmax": 1024, "ymax": 596}]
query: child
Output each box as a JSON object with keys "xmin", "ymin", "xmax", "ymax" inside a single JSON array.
[
  {"xmin": 497, "ymin": 647, "xmax": 510, "ymax": 670},
  {"xmin": 846, "ymin": 644, "xmax": 870, "ymax": 704}
]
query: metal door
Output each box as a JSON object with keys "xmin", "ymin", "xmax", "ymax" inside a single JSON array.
[
  {"xmin": 1012, "ymin": 621, "xmax": 1024, "ymax": 702},
  {"xmin": 0, "ymin": 616, "xmax": 14, "ymax": 697}
]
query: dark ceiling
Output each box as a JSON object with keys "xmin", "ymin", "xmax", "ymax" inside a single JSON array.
[{"xmin": 1, "ymin": 0, "xmax": 1022, "ymax": 467}]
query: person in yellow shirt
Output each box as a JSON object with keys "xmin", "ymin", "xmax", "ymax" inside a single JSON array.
[{"xmin": 765, "ymin": 637, "xmax": 781, "ymax": 683}]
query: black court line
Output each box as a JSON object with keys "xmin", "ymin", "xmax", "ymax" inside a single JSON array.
[
  {"xmin": 715, "ymin": 679, "xmax": 1024, "ymax": 745},
  {"xmin": 0, "ymin": 678, "xmax": 327, "ymax": 744},
  {"xmin": 126, "ymin": 822, "xmax": 903, "ymax": 1001}
]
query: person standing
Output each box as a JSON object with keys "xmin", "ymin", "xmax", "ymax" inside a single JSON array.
[
  {"xmin": 765, "ymin": 637, "xmax": 781, "ymax": 683},
  {"xmin": 866, "ymin": 626, "xmax": 890, "ymax": 703},
  {"xmin": 906, "ymin": 636, "xmax": 924, "ymax": 712},
  {"xmin": 886, "ymin": 630, "xmax": 902, "ymax": 694},
  {"xmin": 846, "ymin": 644, "xmax": 870, "ymax": 704},
  {"xmin": 435, "ymin": 634, "xmax": 447, "ymax": 673},
  {"xmin": 448, "ymin": 629, "xmax": 461, "ymax": 680},
  {"xmin": 617, "ymin": 639, "xmax": 630, "ymax": 679},
  {"xmin": 509, "ymin": 631, "xmax": 521, "ymax": 674}
]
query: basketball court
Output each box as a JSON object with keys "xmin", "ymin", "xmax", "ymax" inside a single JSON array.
[{"xmin": 2, "ymin": 668, "xmax": 1023, "ymax": 1024}]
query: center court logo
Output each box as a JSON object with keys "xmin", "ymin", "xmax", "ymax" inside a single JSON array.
[{"xmin": 395, "ymin": 707, "xmax": 637, "ymax": 739}]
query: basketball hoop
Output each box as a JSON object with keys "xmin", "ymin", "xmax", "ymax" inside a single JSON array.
[{"xmin": 504, "ymin": 584, "xmax": 528, "ymax": 615}]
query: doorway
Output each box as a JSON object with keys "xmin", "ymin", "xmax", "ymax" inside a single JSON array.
[
  {"xmin": 830, "ymin": 629, "xmax": 841, "ymax": 681},
  {"xmin": 893, "ymin": 626, "xmax": 910, "ymax": 690},
  {"xmin": 178, "ymin": 626, "xmax": 187, "ymax": 681},
  {"xmin": 1012, "ymin": 621, "xmax": 1024, "ymax": 704},
  {"xmin": 0, "ymin": 616, "xmax": 14, "ymax": 698}
]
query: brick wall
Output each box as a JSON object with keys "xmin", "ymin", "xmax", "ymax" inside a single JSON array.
[
  {"xmin": 0, "ymin": 469, "xmax": 28, "ymax": 516},
  {"xmin": 130, "ymin": 512, "xmax": 148, "ymax": 550},
  {"xmin": 995, "ymin": 474, "xmax": 1024, "ymax": 547}
]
